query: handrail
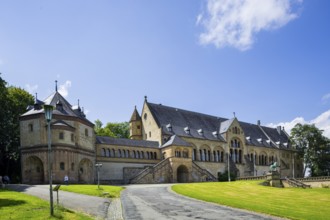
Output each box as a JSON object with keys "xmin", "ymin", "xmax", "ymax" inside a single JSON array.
[
  {"xmin": 192, "ymin": 161, "xmax": 217, "ymax": 181},
  {"xmin": 130, "ymin": 157, "xmax": 172, "ymax": 183}
]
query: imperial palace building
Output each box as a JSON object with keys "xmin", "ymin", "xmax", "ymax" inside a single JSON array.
[{"xmin": 20, "ymin": 89, "xmax": 303, "ymax": 184}]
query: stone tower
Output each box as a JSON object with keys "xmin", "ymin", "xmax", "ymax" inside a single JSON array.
[
  {"xmin": 20, "ymin": 88, "xmax": 95, "ymax": 184},
  {"xmin": 129, "ymin": 106, "xmax": 142, "ymax": 140}
]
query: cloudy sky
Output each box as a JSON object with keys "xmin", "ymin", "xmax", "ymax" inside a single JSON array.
[{"xmin": 1, "ymin": 0, "xmax": 330, "ymax": 137}]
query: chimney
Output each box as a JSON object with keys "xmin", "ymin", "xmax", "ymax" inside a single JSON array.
[{"xmin": 277, "ymin": 126, "xmax": 281, "ymax": 134}]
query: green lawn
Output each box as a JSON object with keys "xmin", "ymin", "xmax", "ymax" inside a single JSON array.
[
  {"xmin": 60, "ymin": 184, "xmax": 124, "ymax": 198},
  {"xmin": 172, "ymin": 181, "xmax": 330, "ymax": 220},
  {"xmin": 0, "ymin": 188, "xmax": 92, "ymax": 220}
]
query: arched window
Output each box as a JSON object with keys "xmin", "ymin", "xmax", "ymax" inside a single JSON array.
[
  {"xmin": 126, "ymin": 150, "xmax": 130, "ymax": 158},
  {"xmin": 146, "ymin": 151, "xmax": 150, "ymax": 159},
  {"xmin": 101, "ymin": 148, "xmax": 106, "ymax": 157},
  {"xmin": 140, "ymin": 151, "xmax": 144, "ymax": 159},
  {"xmin": 153, "ymin": 152, "xmax": 157, "ymax": 159},
  {"xmin": 112, "ymin": 149, "xmax": 116, "ymax": 158},
  {"xmin": 118, "ymin": 149, "xmax": 122, "ymax": 158},
  {"xmin": 137, "ymin": 151, "xmax": 140, "ymax": 159},
  {"xmin": 133, "ymin": 150, "xmax": 136, "ymax": 158},
  {"xmin": 107, "ymin": 149, "xmax": 111, "ymax": 157},
  {"xmin": 123, "ymin": 150, "xmax": 126, "ymax": 158}
]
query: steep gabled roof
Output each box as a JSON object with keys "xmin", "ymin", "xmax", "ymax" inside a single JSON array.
[
  {"xmin": 219, "ymin": 118, "xmax": 235, "ymax": 134},
  {"xmin": 147, "ymin": 102, "xmax": 226, "ymax": 141},
  {"xmin": 161, "ymin": 135, "xmax": 192, "ymax": 148},
  {"xmin": 146, "ymin": 101, "xmax": 291, "ymax": 149}
]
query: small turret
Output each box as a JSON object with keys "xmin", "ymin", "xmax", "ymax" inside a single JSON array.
[{"xmin": 129, "ymin": 106, "xmax": 142, "ymax": 140}]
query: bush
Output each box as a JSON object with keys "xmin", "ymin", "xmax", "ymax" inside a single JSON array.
[{"xmin": 218, "ymin": 171, "xmax": 236, "ymax": 182}]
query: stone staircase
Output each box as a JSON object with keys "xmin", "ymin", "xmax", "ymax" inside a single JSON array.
[
  {"xmin": 285, "ymin": 177, "xmax": 311, "ymax": 188},
  {"xmin": 192, "ymin": 161, "xmax": 217, "ymax": 181},
  {"xmin": 244, "ymin": 155, "xmax": 254, "ymax": 176},
  {"xmin": 130, "ymin": 157, "xmax": 172, "ymax": 184}
]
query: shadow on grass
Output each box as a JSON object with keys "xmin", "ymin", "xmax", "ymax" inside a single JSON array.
[{"xmin": 0, "ymin": 199, "xmax": 26, "ymax": 208}]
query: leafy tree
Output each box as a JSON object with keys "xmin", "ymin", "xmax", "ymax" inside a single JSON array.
[
  {"xmin": 94, "ymin": 120, "xmax": 129, "ymax": 138},
  {"xmin": 290, "ymin": 123, "xmax": 330, "ymax": 177},
  {"xmin": 0, "ymin": 74, "xmax": 34, "ymax": 182}
]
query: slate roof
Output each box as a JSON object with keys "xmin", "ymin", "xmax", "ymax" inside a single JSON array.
[
  {"xmin": 21, "ymin": 91, "xmax": 93, "ymax": 125},
  {"xmin": 96, "ymin": 136, "xmax": 160, "ymax": 148},
  {"xmin": 147, "ymin": 103, "xmax": 227, "ymax": 141},
  {"xmin": 147, "ymin": 102, "xmax": 290, "ymax": 149},
  {"xmin": 161, "ymin": 135, "xmax": 192, "ymax": 148}
]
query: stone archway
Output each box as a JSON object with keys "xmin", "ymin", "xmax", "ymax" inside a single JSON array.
[
  {"xmin": 24, "ymin": 156, "xmax": 44, "ymax": 184},
  {"xmin": 78, "ymin": 158, "xmax": 93, "ymax": 183},
  {"xmin": 177, "ymin": 165, "xmax": 189, "ymax": 183}
]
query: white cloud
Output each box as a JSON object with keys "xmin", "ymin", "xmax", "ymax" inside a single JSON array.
[
  {"xmin": 197, "ymin": 0, "xmax": 302, "ymax": 50},
  {"xmin": 322, "ymin": 93, "xmax": 330, "ymax": 104},
  {"xmin": 267, "ymin": 110, "xmax": 330, "ymax": 138},
  {"xmin": 25, "ymin": 84, "xmax": 39, "ymax": 95},
  {"xmin": 58, "ymin": 80, "xmax": 72, "ymax": 98}
]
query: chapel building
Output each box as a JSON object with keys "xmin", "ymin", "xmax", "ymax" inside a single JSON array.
[{"xmin": 20, "ymin": 89, "xmax": 303, "ymax": 184}]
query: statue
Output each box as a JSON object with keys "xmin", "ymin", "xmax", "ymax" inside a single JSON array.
[{"xmin": 269, "ymin": 162, "xmax": 279, "ymax": 172}]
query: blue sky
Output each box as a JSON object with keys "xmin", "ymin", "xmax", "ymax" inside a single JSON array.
[{"xmin": 1, "ymin": 0, "xmax": 330, "ymax": 137}]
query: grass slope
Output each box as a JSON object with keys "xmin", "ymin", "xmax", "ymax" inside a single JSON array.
[
  {"xmin": 0, "ymin": 188, "xmax": 92, "ymax": 220},
  {"xmin": 60, "ymin": 184, "xmax": 124, "ymax": 198},
  {"xmin": 172, "ymin": 181, "xmax": 330, "ymax": 220}
]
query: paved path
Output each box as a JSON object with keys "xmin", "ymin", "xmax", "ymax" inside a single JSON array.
[
  {"xmin": 121, "ymin": 184, "xmax": 284, "ymax": 220},
  {"xmin": 7, "ymin": 184, "xmax": 122, "ymax": 220}
]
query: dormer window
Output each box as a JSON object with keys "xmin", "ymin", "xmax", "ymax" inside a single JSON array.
[
  {"xmin": 166, "ymin": 123, "xmax": 172, "ymax": 132},
  {"xmin": 184, "ymin": 127, "xmax": 190, "ymax": 134},
  {"xmin": 197, "ymin": 129, "xmax": 203, "ymax": 135},
  {"xmin": 212, "ymin": 131, "xmax": 218, "ymax": 137},
  {"xmin": 257, "ymin": 138, "xmax": 263, "ymax": 143},
  {"xmin": 246, "ymin": 136, "xmax": 251, "ymax": 142}
]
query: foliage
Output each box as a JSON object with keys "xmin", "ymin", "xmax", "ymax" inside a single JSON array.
[
  {"xmin": 172, "ymin": 181, "xmax": 330, "ymax": 220},
  {"xmin": 60, "ymin": 184, "xmax": 124, "ymax": 198},
  {"xmin": 0, "ymin": 74, "xmax": 34, "ymax": 182},
  {"xmin": 217, "ymin": 171, "xmax": 236, "ymax": 182},
  {"xmin": 94, "ymin": 119, "xmax": 129, "ymax": 138},
  {"xmin": 290, "ymin": 123, "xmax": 330, "ymax": 176},
  {"xmin": 0, "ymin": 188, "xmax": 92, "ymax": 219}
]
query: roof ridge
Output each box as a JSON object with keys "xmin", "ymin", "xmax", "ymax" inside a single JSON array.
[{"xmin": 148, "ymin": 102, "xmax": 227, "ymax": 121}]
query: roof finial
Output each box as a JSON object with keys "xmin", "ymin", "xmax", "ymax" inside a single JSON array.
[
  {"xmin": 55, "ymin": 80, "xmax": 58, "ymax": 92},
  {"xmin": 233, "ymin": 112, "xmax": 236, "ymax": 118},
  {"xmin": 144, "ymin": 96, "xmax": 147, "ymax": 102},
  {"xmin": 134, "ymin": 105, "xmax": 137, "ymax": 110},
  {"xmin": 78, "ymin": 99, "xmax": 80, "ymax": 107},
  {"xmin": 35, "ymin": 93, "xmax": 38, "ymax": 101}
]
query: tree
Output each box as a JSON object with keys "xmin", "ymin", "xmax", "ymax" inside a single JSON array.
[
  {"xmin": 0, "ymin": 74, "xmax": 34, "ymax": 182},
  {"xmin": 290, "ymin": 123, "xmax": 330, "ymax": 177},
  {"xmin": 94, "ymin": 120, "xmax": 129, "ymax": 138}
]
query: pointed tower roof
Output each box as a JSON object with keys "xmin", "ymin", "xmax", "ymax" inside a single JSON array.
[
  {"xmin": 130, "ymin": 106, "xmax": 141, "ymax": 122},
  {"xmin": 21, "ymin": 90, "xmax": 93, "ymax": 125}
]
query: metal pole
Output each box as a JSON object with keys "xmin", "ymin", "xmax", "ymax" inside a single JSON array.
[
  {"xmin": 47, "ymin": 122, "xmax": 54, "ymax": 216},
  {"xmin": 97, "ymin": 166, "xmax": 100, "ymax": 189},
  {"xmin": 228, "ymin": 146, "xmax": 231, "ymax": 182},
  {"xmin": 254, "ymin": 151, "xmax": 256, "ymax": 177},
  {"xmin": 292, "ymin": 153, "xmax": 295, "ymax": 178}
]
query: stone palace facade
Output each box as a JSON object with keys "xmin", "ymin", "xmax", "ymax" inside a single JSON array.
[{"xmin": 20, "ymin": 89, "xmax": 303, "ymax": 184}]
